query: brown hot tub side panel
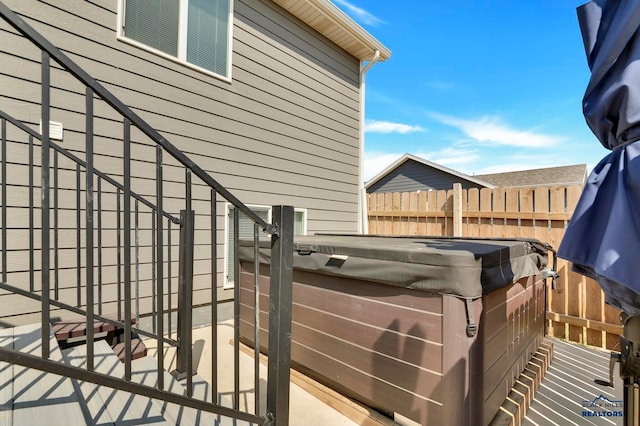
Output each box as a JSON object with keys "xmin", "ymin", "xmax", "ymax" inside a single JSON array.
[
  {"xmin": 481, "ymin": 275, "xmax": 545, "ymax": 425},
  {"xmin": 239, "ymin": 264, "xmax": 448, "ymax": 423},
  {"xmin": 239, "ymin": 262, "xmax": 545, "ymax": 426}
]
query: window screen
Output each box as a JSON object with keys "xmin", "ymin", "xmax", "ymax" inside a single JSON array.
[
  {"xmin": 227, "ymin": 207, "xmax": 269, "ymax": 285},
  {"xmin": 124, "ymin": 0, "xmax": 179, "ymax": 57},
  {"xmin": 187, "ymin": 0, "xmax": 229, "ymax": 76}
]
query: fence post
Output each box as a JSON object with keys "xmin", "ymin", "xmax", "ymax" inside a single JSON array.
[
  {"xmin": 266, "ymin": 205, "xmax": 294, "ymax": 426},
  {"xmin": 173, "ymin": 209, "xmax": 195, "ymax": 387},
  {"xmin": 453, "ymin": 183, "xmax": 463, "ymax": 237}
]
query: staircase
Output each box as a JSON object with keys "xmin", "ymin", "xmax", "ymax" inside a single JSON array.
[{"xmin": 0, "ymin": 1, "xmax": 295, "ymax": 425}]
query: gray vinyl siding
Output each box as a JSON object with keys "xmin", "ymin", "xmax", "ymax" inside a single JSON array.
[
  {"xmin": 0, "ymin": 0, "xmax": 361, "ymax": 325},
  {"xmin": 367, "ymin": 160, "xmax": 485, "ymax": 193}
]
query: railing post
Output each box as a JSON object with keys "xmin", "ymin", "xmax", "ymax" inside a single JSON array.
[
  {"xmin": 172, "ymin": 208, "xmax": 195, "ymax": 388},
  {"xmin": 266, "ymin": 205, "xmax": 294, "ymax": 426}
]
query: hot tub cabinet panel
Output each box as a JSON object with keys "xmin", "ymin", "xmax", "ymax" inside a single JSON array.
[{"xmin": 238, "ymin": 236, "xmax": 547, "ymax": 425}]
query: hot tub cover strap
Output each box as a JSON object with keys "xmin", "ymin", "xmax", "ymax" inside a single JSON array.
[{"xmin": 465, "ymin": 298, "xmax": 478, "ymax": 337}]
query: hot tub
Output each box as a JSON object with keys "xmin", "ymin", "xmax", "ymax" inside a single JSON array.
[{"xmin": 238, "ymin": 235, "xmax": 549, "ymax": 425}]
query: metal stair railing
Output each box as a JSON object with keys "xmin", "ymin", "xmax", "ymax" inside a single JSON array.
[{"xmin": 0, "ymin": 2, "xmax": 294, "ymax": 425}]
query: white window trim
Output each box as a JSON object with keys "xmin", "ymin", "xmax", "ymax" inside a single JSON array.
[
  {"xmin": 224, "ymin": 204, "xmax": 270, "ymax": 289},
  {"xmin": 223, "ymin": 204, "xmax": 307, "ymax": 289},
  {"xmin": 116, "ymin": 0, "xmax": 234, "ymax": 83},
  {"xmin": 295, "ymin": 208, "xmax": 308, "ymax": 235}
]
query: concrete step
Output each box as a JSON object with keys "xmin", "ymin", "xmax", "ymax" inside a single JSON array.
[
  {"xmin": 8, "ymin": 323, "xmax": 87, "ymax": 425},
  {"xmin": 62, "ymin": 339, "xmax": 170, "ymax": 425},
  {"xmin": 131, "ymin": 355, "xmax": 255, "ymax": 425},
  {"xmin": 0, "ymin": 327, "xmax": 14, "ymax": 426}
]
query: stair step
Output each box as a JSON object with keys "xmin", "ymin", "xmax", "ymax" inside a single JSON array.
[
  {"xmin": 63, "ymin": 339, "xmax": 171, "ymax": 425},
  {"xmin": 10, "ymin": 323, "xmax": 87, "ymax": 425},
  {"xmin": 112, "ymin": 338, "xmax": 148, "ymax": 362},
  {"xmin": 130, "ymin": 355, "xmax": 255, "ymax": 425},
  {"xmin": 52, "ymin": 314, "xmax": 136, "ymax": 341},
  {"xmin": 0, "ymin": 327, "xmax": 14, "ymax": 426}
]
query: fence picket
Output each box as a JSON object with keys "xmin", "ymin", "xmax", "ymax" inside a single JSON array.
[
  {"xmin": 505, "ymin": 188, "xmax": 519, "ymax": 238},
  {"xmin": 479, "ymin": 188, "xmax": 493, "ymax": 238},
  {"xmin": 383, "ymin": 192, "xmax": 393, "ymax": 235},
  {"xmin": 467, "ymin": 188, "xmax": 480, "ymax": 238},
  {"xmin": 408, "ymin": 192, "xmax": 418, "ymax": 235},
  {"xmin": 492, "ymin": 188, "xmax": 506, "ymax": 238}
]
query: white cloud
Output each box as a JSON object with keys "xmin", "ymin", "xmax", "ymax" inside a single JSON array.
[
  {"xmin": 429, "ymin": 113, "xmax": 562, "ymax": 147},
  {"xmin": 332, "ymin": 0, "xmax": 385, "ymax": 26},
  {"xmin": 365, "ymin": 120, "xmax": 425, "ymax": 134},
  {"xmin": 427, "ymin": 147, "xmax": 480, "ymax": 168},
  {"xmin": 363, "ymin": 152, "xmax": 404, "ymax": 182}
]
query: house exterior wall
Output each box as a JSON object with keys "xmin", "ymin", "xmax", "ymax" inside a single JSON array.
[
  {"xmin": 366, "ymin": 160, "xmax": 485, "ymax": 194},
  {"xmin": 0, "ymin": 0, "xmax": 361, "ymax": 325}
]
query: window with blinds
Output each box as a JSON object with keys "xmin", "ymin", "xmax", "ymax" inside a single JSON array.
[
  {"xmin": 121, "ymin": 0, "xmax": 232, "ymax": 79},
  {"xmin": 226, "ymin": 206, "xmax": 306, "ymax": 287}
]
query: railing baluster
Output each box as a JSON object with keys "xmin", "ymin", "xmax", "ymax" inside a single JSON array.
[
  {"xmin": 29, "ymin": 136, "xmax": 34, "ymax": 292},
  {"xmin": 233, "ymin": 206, "xmax": 240, "ymax": 409},
  {"xmin": 117, "ymin": 187, "xmax": 122, "ymax": 320},
  {"xmin": 86, "ymin": 87, "xmax": 95, "ymax": 371},
  {"xmin": 156, "ymin": 146, "xmax": 164, "ymax": 390},
  {"xmin": 168, "ymin": 220, "xmax": 172, "ymax": 335},
  {"xmin": 123, "ymin": 118, "xmax": 132, "ymax": 380},
  {"xmin": 210, "ymin": 189, "xmax": 217, "ymax": 395},
  {"xmin": 98, "ymin": 177, "xmax": 102, "ymax": 315},
  {"xmin": 76, "ymin": 164, "xmax": 81, "ymax": 306},
  {"xmin": 1, "ymin": 118, "xmax": 6, "ymax": 284},
  {"xmin": 41, "ymin": 51, "xmax": 51, "ymax": 359},
  {"xmin": 135, "ymin": 199, "xmax": 139, "ymax": 326},
  {"xmin": 152, "ymin": 210, "xmax": 156, "ymax": 334},
  {"xmin": 253, "ymin": 222, "xmax": 260, "ymax": 417},
  {"xmin": 53, "ymin": 150, "xmax": 59, "ymax": 300},
  {"xmin": 186, "ymin": 170, "xmax": 193, "ymax": 396}
]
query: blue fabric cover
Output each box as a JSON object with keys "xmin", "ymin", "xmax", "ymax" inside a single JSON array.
[{"xmin": 559, "ymin": 0, "xmax": 640, "ymax": 314}]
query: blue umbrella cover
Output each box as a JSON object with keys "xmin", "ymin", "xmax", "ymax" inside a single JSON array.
[{"xmin": 558, "ymin": 0, "xmax": 640, "ymax": 314}]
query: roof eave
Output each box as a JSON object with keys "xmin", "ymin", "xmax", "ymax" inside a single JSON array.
[
  {"xmin": 272, "ymin": 0, "xmax": 391, "ymax": 62},
  {"xmin": 365, "ymin": 154, "xmax": 496, "ymax": 190}
]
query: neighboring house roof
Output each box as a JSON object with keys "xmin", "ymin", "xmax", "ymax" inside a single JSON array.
[
  {"xmin": 272, "ymin": 0, "xmax": 391, "ymax": 62},
  {"xmin": 365, "ymin": 153, "xmax": 496, "ymax": 190},
  {"xmin": 474, "ymin": 164, "xmax": 588, "ymax": 188}
]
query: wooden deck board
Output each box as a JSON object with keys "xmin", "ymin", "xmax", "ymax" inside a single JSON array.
[{"xmin": 524, "ymin": 339, "xmax": 623, "ymax": 426}]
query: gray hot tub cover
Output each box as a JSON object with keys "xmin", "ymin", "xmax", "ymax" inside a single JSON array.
[{"xmin": 239, "ymin": 235, "xmax": 547, "ymax": 299}]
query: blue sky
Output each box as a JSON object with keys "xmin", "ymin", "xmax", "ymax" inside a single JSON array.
[{"xmin": 332, "ymin": 0, "xmax": 610, "ymax": 181}]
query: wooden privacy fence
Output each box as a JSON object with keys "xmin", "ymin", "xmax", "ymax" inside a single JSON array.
[{"xmin": 367, "ymin": 184, "xmax": 622, "ymax": 350}]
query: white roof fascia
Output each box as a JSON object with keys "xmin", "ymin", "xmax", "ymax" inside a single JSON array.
[{"xmin": 272, "ymin": 0, "xmax": 391, "ymax": 61}]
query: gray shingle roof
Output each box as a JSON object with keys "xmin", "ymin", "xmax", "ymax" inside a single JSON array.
[{"xmin": 474, "ymin": 164, "xmax": 587, "ymax": 188}]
